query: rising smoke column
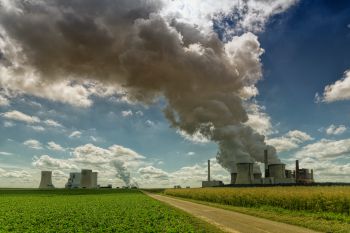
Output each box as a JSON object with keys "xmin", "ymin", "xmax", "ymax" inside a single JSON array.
[
  {"xmin": 0, "ymin": 0, "xmax": 288, "ymax": 173},
  {"xmin": 111, "ymin": 160, "xmax": 131, "ymax": 187}
]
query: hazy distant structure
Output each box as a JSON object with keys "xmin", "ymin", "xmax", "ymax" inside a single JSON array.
[
  {"xmin": 65, "ymin": 172, "xmax": 81, "ymax": 189},
  {"xmin": 202, "ymin": 160, "xmax": 224, "ymax": 187},
  {"xmin": 39, "ymin": 171, "xmax": 55, "ymax": 189},
  {"xmin": 295, "ymin": 160, "xmax": 314, "ymax": 183},
  {"xmin": 65, "ymin": 169, "xmax": 98, "ymax": 189}
]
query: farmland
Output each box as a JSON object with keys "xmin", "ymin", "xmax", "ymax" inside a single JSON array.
[
  {"xmin": 0, "ymin": 189, "xmax": 220, "ymax": 233},
  {"xmin": 165, "ymin": 186, "xmax": 350, "ymax": 232}
]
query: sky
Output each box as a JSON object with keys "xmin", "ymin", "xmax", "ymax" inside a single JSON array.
[{"xmin": 0, "ymin": 0, "xmax": 349, "ymax": 188}]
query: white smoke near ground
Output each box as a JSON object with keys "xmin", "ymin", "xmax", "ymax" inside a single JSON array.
[{"xmin": 0, "ymin": 0, "xmax": 295, "ymax": 173}]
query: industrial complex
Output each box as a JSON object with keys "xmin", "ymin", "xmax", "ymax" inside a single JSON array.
[
  {"xmin": 203, "ymin": 149, "xmax": 314, "ymax": 187},
  {"xmin": 38, "ymin": 169, "xmax": 99, "ymax": 189}
]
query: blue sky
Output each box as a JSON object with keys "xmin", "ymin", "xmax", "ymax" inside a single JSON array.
[{"xmin": 0, "ymin": 0, "xmax": 349, "ymax": 187}]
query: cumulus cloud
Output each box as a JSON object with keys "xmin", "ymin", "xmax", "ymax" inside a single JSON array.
[
  {"xmin": 326, "ymin": 124, "xmax": 347, "ymax": 135},
  {"xmin": 3, "ymin": 121, "xmax": 14, "ymax": 127},
  {"xmin": 44, "ymin": 119, "xmax": 63, "ymax": 127},
  {"xmin": 47, "ymin": 141, "xmax": 65, "ymax": 152},
  {"xmin": 32, "ymin": 155, "xmax": 78, "ymax": 170},
  {"xmin": 177, "ymin": 129, "xmax": 210, "ymax": 144},
  {"xmin": 316, "ymin": 70, "xmax": 350, "ymax": 103},
  {"xmin": 267, "ymin": 130, "xmax": 313, "ymax": 153},
  {"xmin": 0, "ymin": 168, "xmax": 32, "ymax": 179},
  {"xmin": 1, "ymin": 110, "xmax": 39, "ymax": 123},
  {"xmin": 0, "ymin": 94, "xmax": 9, "ymax": 106},
  {"xmin": 121, "ymin": 110, "xmax": 133, "ymax": 117},
  {"xmin": 294, "ymin": 138, "xmax": 350, "ymax": 160},
  {"xmin": 23, "ymin": 139, "xmax": 43, "ymax": 150},
  {"xmin": 69, "ymin": 131, "xmax": 82, "ymax": 138},
  {"xmin": 28, "ymin": 125, "xmax": 45, "ymax": 132}
]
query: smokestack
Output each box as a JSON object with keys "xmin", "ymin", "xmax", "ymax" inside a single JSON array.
[
  {"xmin": 208, "ymin": 160, "xmax": 211, "ymax": 182},
  {"xmin": 230, "ymin": 173, "xmax": 237, "ymax": 184},
  {"xmin": 39, "ymin": 171, "xmax": 54, "ymax": 189},
  {"xmin": 264, "ymin": 149, "xmax": 269, "ymax": 177},
  {"xmin": 295, "ymin": 160, "xmax": 299, "ymax": 182},
  {"xmin": 311, "ymin": 169, "xmax": 314, "ymax": 181}
]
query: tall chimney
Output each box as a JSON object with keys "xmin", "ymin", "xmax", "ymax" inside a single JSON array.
[
  {"xmin": 311, "ymin": 169, "xmax": 314, "ymax": 181},
  {"xmin": 208, "ymin": 160, "xmax": 211, "ymax": 181},
  {"xmin": 295, "ymin": 160, "xmax": 299, "ymax": 182},
  {"xmin": 264, "ymin": 149, "xmax": 269, "ymax": 177}
]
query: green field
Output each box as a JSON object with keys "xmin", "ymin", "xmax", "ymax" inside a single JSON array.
[
  {"xmin": 0, "ymin": 189, "xmax": 220, "ymax": 233},
  {"xmin": 165, "ymin": 186, "xmax": 350, "ymax": 233}
]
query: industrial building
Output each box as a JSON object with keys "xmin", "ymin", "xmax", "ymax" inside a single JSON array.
[
  {"xmin": 65, "ymin": 169, "xmax": 99, "ymax": 189},
  {"xmin": 201, "ymin": 160, "xmax": 224, "ymax": 187},
  {"xmin": 202, "ymin": 149, "xmax": 314, "ymax": 187},
  {"xmin": 39, "ymin": 171, "xmax": 55, "ymax": 189}
]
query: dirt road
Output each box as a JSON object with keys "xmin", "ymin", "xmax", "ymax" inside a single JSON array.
[{"xmin": 146, "ymin": 193, "xmax": 320, "ymax": 233}]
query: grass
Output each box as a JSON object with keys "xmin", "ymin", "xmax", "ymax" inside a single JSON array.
[
  {"xmin": 0, "ymin": 189, "xmax": 222, "ymax": 233},
  {"xmin": 164, "ymin": 186, "xmax": 350, "ymax": 233}
]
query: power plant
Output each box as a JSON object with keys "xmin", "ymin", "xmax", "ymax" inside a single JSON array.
[
  {"xmin": 39, "ymin": 171, "xmax": 55, "ymax": 189},
  {"xmin": 66, "ymin": 169, "xmax": 99, "ymax": 189},
  {"xmin": 202, "ymin": 149, "xmax": 314, "ymax": 187}
]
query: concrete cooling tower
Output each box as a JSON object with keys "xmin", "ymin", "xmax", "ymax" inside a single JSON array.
[
  {"xmin": 65, "ymin": 172, "xmax": 81, "ymax": 189},
  {"xmin": 268, "ymin": 164, "xmax": 286, "ymax": 179},
  {"xmin": 92, "ymin": 172, "xmax": 98, "ymax": 188},
  {"xmin": 80, "ymin": 169, "xmax": 92, "ymax": 188},
  {"xmin": 235, "ymin": 163, "xmax": 254, "ymax": 184},
  {"xmin": 39, "ymin": 171, "xmax": 55, "ymax": 189}
]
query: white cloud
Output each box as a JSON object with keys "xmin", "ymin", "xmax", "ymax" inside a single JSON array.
[
  {"xmin": 294, "ymin": 138, "xmax": 350, "ymax": 160},
  {"xmin": 69, "ymin": 131, "xmax": 82, "ymax": 138},
  {"xmin": 177, "ymin": 129, "xmax": 210, "ymax": 144},
  {"xmin": 28, "ymin": 125, "xmax": 45, "ymax": 132},
  {"xmin": 0, "ymin": 94, "xmax": 9, "ymax": 106},
  {"xmin": 0, "ymin": 168, "xmax": 32, "ymax": 179},
  {"xmin": 187, "ymin": 152, "xmax": 196, "ymax": 156},
  {"xmin": 135, "ymin": 111, "xmax": 144, "ymax": 116},
  {"xmin": 267, "ymin": 130, "xmax": 313, "ymax": 152},
  {"xmin": 145, "ymin": 120, "xmax": 155, "ymax": 127},
  {"xmin": 0, "ymin": 151, "xmax": 12, "ymax": 156},
  {"xmin": 90, "ymin": 136, "xmax": 97, "ymax": 142},
  {"xmin": 326, "ymin": 124, "xmax": 347, "ymax": 135},
  {"xmin": 3, "ymin": 121, "xmax": 15, "ymax": 127},
  {"xmin": 161, "ymin": 0, "xmax": 298, "ymax": 38},
  {"xmin": 32, "ymin": 155, "xmax": 78, "ymax": 170},
  {"xmin": 317, "ymin": 70, "xmax": 350, "ymax": 103},
  {"xmin": 47, "ymin": 141, "xmax": 65, "ymax": 152},
  {"xmin": 1, "ymin": 110, "xmax": 40, "ymax": 123},
  {"xmin": 23, "ymin": 139, "xmax": 43, "ymax": 150},
  {"xmin": 121, "ymin": 110, "xmax": 133, "ymax": 117},
  {"xmin": 44, "ymin": 119, "xmax": 63, "ymax": 127}
]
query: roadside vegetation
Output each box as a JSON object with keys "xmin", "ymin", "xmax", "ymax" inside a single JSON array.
[
  {"xmin": 0, "ymin": 189, "xmax": 221, "ymax": 233},
  {"xmin": 165, "ymin": 186, "xmax": 350, "ymax": 233}
]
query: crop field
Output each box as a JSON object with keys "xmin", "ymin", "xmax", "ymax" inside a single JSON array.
[
  {"xmin": 0, "ymin": 189, "xmax": 220, "ymax": 233},
  {"xmin": 165, "ymin": 186, "xmax": 350, "ymax": 232}
]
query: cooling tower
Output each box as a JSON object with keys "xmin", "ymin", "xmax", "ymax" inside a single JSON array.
[
  {"xmin": 39, "ymin": 171, "xmax": 55, "ymax": 189},
  {"xmin": 230, "ymin": 173, "xmax": 237, "ymax": 184},
  {"xmin": 80, "ymin": 169, "xmax": 92, "ymax": 188},
  {"xmin": 268, "ymin": 164, "xmax": 286, "ymax": 179},
  {"xmin": 253, "ymin": 163, "xmax": 262, "ymax": 179},
  {"xmin": 235, "ymin": 163, "xmax": 254, "ymax": 184},
  {"xmin": 91, "ymin": 172, "xmax": 98, "ymax": 188},
  {"xmin": 65, "ymin": 172, "xmax": 81, "ymax": 189}
]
